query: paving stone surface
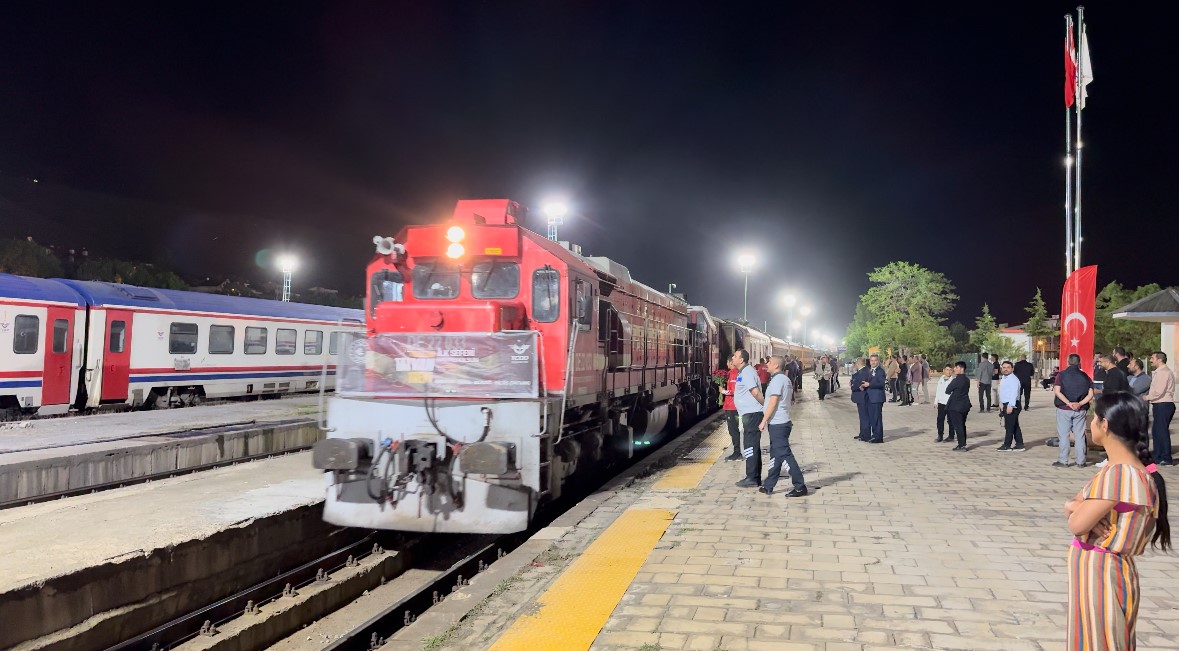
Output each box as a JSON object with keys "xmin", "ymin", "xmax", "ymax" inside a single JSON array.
[{"xmin": 450, "ymin": 376, "xmax": 1179, "ymax": 651}]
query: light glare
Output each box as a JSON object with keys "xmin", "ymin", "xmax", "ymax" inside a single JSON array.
[
  {"xmin": 446, "ymin": 226, "xmax": 465, "ymax": 242},
  {"xmin": 446, "ymin": 243, "xmax": 465, "ymax": 259}
]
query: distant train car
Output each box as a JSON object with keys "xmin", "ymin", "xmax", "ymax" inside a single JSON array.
[{"xmin": 0, "ymin": 272, "xmax": 363, "ymax": 418}]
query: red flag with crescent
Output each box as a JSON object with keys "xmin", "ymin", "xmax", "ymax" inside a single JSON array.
[{"xmin": 1059, "ymin": 265, "xmax": 1097, "ymax": 373}]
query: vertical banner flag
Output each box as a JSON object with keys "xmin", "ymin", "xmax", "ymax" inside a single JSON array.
[
  {"xmin": 1065, "ymin": 23, "xmax": 1077, "ymax": 107},
  {"xmin": 1078, "ymin": 26, "xmax": 1093, "ymax": 109},
  {"xmin": 1059, "ymin": 265, "xmax": 1098, "ymax": 373}
]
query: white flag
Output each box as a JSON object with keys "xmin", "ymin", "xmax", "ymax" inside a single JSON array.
[{"xmin": 1078, "ymin": 26, "xmax": 1093, "ymax": 109}]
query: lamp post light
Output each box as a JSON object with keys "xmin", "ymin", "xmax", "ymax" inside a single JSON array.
[
  {"xmin": 782, "ymin": 293, "xmax": 798, "ymax": 341},
  {"xmin": 278, "ymin": 255, "xmax": 297, "ymax": 302},
  {"xmin": 542, "ymin": 201, "xmax": 568, "ymax": 242},
  {"xmin": 736, "ymin": 252, "xmax": 756, "ymax": 322}
]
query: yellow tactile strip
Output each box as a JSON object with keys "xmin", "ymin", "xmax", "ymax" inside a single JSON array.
[
  {"xmin": 487, "ymin": 508, "xmax": 675, "ymax": 651},
  {"xmin": 650, "ymin": 425, "xmax": 728, "ymax": 490}
]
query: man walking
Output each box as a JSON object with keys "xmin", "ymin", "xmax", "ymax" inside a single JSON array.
[
  {"xmin": 997, "ymin": 361, "xmax": 1026, "ymax": 451},
  {"xmin": 975, "ymin": 354, "xmax": 994, "ymax": 412},
  {"xmin": 758, "ymin": 356, "xmax": 807, "ymax": 497},
  {"xmin": 815, "ymin": 355, "xmax": 832, "ymax": 400},
  {"xmin": 850, "ymin": 357, "xmax": 870, "ymax": 441},
  {"xmin": 1053, "ymin": 354, "xmax": 1094, "ymax": 468},
  {"xmin": 908, "ymin": 354, "xmax": 926, "ymax": 404},
  {"xmin": 946, "ymin": 361, "xmax": 972, "ymax": 451},
  {"xmin": 720, "ymin": 358, "xmax": 742, "ymax": 461},
  {"xmin": 935, "ymin": 363, "xmax": 953, "ymax": 442},
  {"xmin": 1144, "ymin": 352, "xmax": 1175, "ymax": 466},
  {"xmin": 732, "ymin": 349, "xmax": 766, "ymax": 487},
  {"xmin": 1013, "ymin": 354, "xmax": 1035, "ymax": 410},
  {"xmin": 861, "ymin": 353, "xmax": 887, "ymax": 443}
]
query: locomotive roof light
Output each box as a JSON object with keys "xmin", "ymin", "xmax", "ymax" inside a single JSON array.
[
  {"xmin": 446, "ymin": 226, "xmax": 466, "ymax": 243},
  {"xmin": 446, "ymin": 243, "xmax": 465, "ymax": 259}
]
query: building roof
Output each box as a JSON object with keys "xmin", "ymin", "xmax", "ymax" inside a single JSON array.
[
  {"xmin": 1112, "ymin": 287, "xmax": 1179, "ymax": 323},
  {"xmin": 0, "ymin": 273, "xmax": 84, "ymax": 306}
]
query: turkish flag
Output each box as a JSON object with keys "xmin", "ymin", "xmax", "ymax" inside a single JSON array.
[
  {"xmin": 1065, "ymin": 28, "xmax": 1077, "ymax": 107},
  {"xmin": 1059, "ymin": 265, "xmax": 1097, "ymax": 373}
]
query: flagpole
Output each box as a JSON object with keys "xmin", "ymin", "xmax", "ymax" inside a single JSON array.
[
  {"xmin": 1064, "ymin": 14, "xmax": 1075, "ymax": 276},
  {"xmin": 1073, "ymin": 6, "xmax": 1086, "ymax": 272}
]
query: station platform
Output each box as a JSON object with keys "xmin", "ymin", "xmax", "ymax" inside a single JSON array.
[
  {"xmin": 421, "ymin": 377, "xmax": 1179, "ymax": 651},
  {"xmin": 0, "ymin": 396, "xmax": 323, "ymax": 504}
]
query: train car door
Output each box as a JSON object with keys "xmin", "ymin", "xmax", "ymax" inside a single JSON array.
[
  {"xmin": 101, "ymin": 310, "xmax": 133, "ymax": 401},
  {"xmin": 42, "ymin": 307, "xmax": 74, "ymax": 406}
]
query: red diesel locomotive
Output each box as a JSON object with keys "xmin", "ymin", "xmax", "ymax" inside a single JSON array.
[{"xmin": 313, "ymin": 199, "xmax": 816, "ymax": 533}]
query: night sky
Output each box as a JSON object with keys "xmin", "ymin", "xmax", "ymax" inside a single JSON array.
[{"xmin": 2, "ymin": 3, "xmax": 1174, "ymax": 341}]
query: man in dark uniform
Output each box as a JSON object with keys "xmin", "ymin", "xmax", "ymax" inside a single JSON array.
[
  {"xmin": 946, "ymin": 361, "xmax": 972, "ymax": 451},
  {"xmin": 850, "ymin": 357, "xmax": 870, "ymax": 441},
  {"xmin": 1013, "ymin": 354, "xmax": 1035, "ymax": 410},
  {"xmin": 861, "ymin": 354, "xmax": 887, "ymax": 442}
]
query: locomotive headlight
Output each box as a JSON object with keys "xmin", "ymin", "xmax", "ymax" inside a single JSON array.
[
  {"xmin": 446, "ymin": 243, "xmax": 465, "ymax": 259},
  {"xmin": 446, "ymin": 226, "xmax": 465, "ymax": 243}
]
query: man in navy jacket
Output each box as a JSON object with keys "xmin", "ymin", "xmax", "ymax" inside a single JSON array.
[
  {"xmin": 850, "ymin": 358, "xmax": 870, "ymax": 441},
  {"xmin": 860, "ymin": 353, "xmax": 888, "ymax": 443}
]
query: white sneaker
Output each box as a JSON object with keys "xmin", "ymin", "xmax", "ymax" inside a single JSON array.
[{"xmin": 1095, "ymin": 459, "xmax": 1109, "ymax": 468}]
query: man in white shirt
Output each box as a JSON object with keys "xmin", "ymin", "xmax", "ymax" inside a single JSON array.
[
  {"xmin": 757, "ymin": 356, "xmax": 807, "ymax": 497},
  {"xmin": 731, "ymin": 349, "xmax": 766, "ymax": 487},
  {"xmin": 997, "ymin": 361, "xmax": 1026, "ymax": 451},
  {"xmin": 935, "ymin": 364, "xmax": 953, "ymax": 442}
]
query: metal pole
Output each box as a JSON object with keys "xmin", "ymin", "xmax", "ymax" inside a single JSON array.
[
  {"xmin": 787, "ymin": 305, "xmax": 793, "ymax": 342},
  {"xmin": 282, "ymin": 271, "xmax": 292, "ymax": 302},
  {"xmin": 742, "ymin": 272, "xmax": 749, "ymax": 322},
  {"xmin": 1064, "ymin": 14, "xmax": 1075, "ymax": 277},
  {"xmin": 1074, "ymin": 6, "xmax": 1085, "ymax": 272}
]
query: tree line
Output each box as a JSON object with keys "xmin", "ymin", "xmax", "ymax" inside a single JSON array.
[{"xmin": 843, "ymin": 261, "xmax": 1161, "ymax": 368}]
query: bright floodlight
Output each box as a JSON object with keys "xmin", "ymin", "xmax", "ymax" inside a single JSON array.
[
  {"xmin": 278, "ymin": 255, "xmax": 297, "ymax": 273},
  {"xmin": 782, "ymin": 293, "xmax": 797, "ymax": 307},
  {"xmin": 542, "ymin": 201, "xmax": 569, "ymax": 221},
  {"xmin": 736, "ymin": 252, "xmax": 756, "ymax": 272},
  {"xmin": 800, "ymin": 305, "xmax": 812, "ymax": 317}
]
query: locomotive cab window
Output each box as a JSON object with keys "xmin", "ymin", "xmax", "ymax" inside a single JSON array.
[
  {"xmin": 109, "ymin": 320, "xmax": 126, "ymax": 353},
  {"xmin": 276, "ymin": 328, "xmax": 297, "ymax": 355},
  {"xmin": 411, "ymin": 261, "xmax": 460, "ymax": 299},
  {"xmin": 245, "ymin": 327, "xmax": 268, "ymax": 355},
  {"xmin": 369, "ymin": 269, "xmax": 404, "ymax": 315},
  {"xmin": 532, "ymin": 268, "xmax": 560, "ymax": 323},
  {"xmin": 169, "ymin": 323, "xmax": 198, "ymax": 354},
  {"xmin": 13, "ymin": 315, "xmax": 38, "ymax": 354},
  {"xmin": 209, "ymin": 325, "xmax": 235, "ymax": 354},
  {"xmin": 574, "ymin": 280, "xmax": 592, "ymax": 330},
  {"xmin": 52, "ymin": 319, "xmax": 69, "ymax": 353},
  {"xmin": 471, "ymin": 261, "xmax": 520, "ymax": 299}
]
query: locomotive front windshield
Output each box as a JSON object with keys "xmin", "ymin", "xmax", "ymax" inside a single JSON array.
[
  {"xmin": 471, "ymin": 260, "xmax": 520, "ymax": 299},
  {"xmin": 412, "ymin": 261, "xmax": 460, "ymax": 299}
]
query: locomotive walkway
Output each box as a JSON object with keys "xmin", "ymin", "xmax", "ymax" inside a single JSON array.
[{"xmin": 421, "ymin": 377, "xmax": 1179, "ymax": 651}]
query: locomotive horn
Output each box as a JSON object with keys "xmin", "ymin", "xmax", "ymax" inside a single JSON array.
[{"xmin": 373, "ymin": 236, "xmax": 402, "ymax": 256}]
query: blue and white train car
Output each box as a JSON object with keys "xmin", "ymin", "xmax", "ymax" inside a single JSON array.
[
  {"xmin": 0, "ymin": 274, "xmax": 87, "ymax": 418},
  {"xmin": 0, "ymin": 272, "xmax": 364, "ymax": 417}
]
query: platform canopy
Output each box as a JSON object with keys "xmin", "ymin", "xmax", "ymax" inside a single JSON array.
[{"xmin": 1112, "ymin": 287, "xmax": 1179, "ymax": 323}]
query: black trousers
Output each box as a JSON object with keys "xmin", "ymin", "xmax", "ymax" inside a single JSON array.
[
  {"xmin": 948, "ymin": 410, "xmax": 968, "ymax": 447},
  {"xmin": 899, "ymin": 380, "xmax": 911, "ymax": 405},
  {"xmin": 741, "ymin": 412, "xmax": 763, "ymax": 482},
  {"xmin": 818, "ymin": 379, "xmax": 829, "ymax": 400},
  {"xmin": 1001, "ymin": 406, "xmax": 1024, "ymax": 447},
  {"xmin": 856, "ymin": 400, "xmax": 870, "ymax": 440},
  {"xmin": 725, "ymin": 410, "xmax": 740, "ymax": 452},
  {"xmin": 1021, "ymin": 381, "xmax": 1032, "ymax": 409},
  {"xmin": 936, "ymin": 403, "xmax": 947, "ymax": 439},
  {"xmin": 888, "ymin": 378, "xmax": 897, "ymax": 400},
  {"xmin": 1151, "ymin": 402, "xmax": 1175, "ymax": 464},
  {"xmin": 763, "ymin": 421, "xmax": 805, "ymax": 493},
  {"xmin": 978, "ymin": 383, "xmax": 992, "ymax": 410}
]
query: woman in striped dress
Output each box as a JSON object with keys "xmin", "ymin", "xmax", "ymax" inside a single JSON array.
[{"xmin": 1063, "ymin": 392, "xmax": 1172, "ymax": 650}]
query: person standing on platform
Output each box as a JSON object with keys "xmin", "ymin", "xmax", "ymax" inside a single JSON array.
[
  {"xmin": 886, "ymin": 355, "xmax": 900, "ymax": 402},
  {"xmin": 1099, "ymin": 355, "xmax": 1129, "ymax": 395},
  {"xmin": 976, "ymin": 354, "xmax": 994, "ymax": 412},
  {"xmin": 861, "ymin": 353, "xmax": 887, "ymax": 443},
  {"xmin": 997, "ymin": 361, "xmax": 1026, "ymax": 451},
  {"xmin": 791, "ymin": 356, "xmax": 803, "ymax": 399},
  {"xmin": 850, "ymin": 357, "xmax": 870, "ymax": 441},
  {"xmin": 830, "ymin": 356, "xmax": 841, "ymax": 392},
  {"xmin": 935, "ymin": 364, "xmax": 953, "ymax": 442},
  {"xmin": 1144, "ymin": 352, "xmax": 1176, "ymax": 467},
  {"xmin": 755, "ymin": 358, "xmax": 771, "ymax": 394},
  {"xmin": 1014, "ymin": 354, "xmax": 1035, "ymax": 410},
  {"xmin": 1063, "ymin": 392, "xmax": 1171, "ymax": 650},
  {"xmin": 732, "ymin": 349, "xmax": 766, "ymax": 488},
  {"xmin": 989, "ymin": 354, "xmax": 1001, "ymax": 409},
  {"xmin": 909, "ymin": 354, "xmax": 927, "ymax": 404},
  {"xmin": 897, "ymin": 355, "xmax": 912, "ymax": 406},
  {"xmin": 946, "ymin": 361, "xmax": 972, "ymax": 451},
  {"xmin": 1128, "ymin": 358, "xmax": 1151, "ymax": 398},
  {"xmin": 758, "ymin": 356, "xmax": 807, "ymax": 497},
  {"xmin": 1113, "ymin": 346, "xmax": 1131, "ymax": 375},
  {"xmin": 720, "ymin": 358, "xmax": 742, "ymax": 461},
  {"xmin": 815, "ymin": 355, "xmax": 832, "ymax": 400},
  {"xmin": 1054, "ymin": 354, "xmax": 1095, "ymax": 468}
]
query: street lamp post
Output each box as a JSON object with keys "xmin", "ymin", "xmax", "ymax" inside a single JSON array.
[
  {"xmin": 782, "ymin": 293, "xmax": 798, "ymax": 341},
  {"xmin": 799, "ymin": 305, "xmax": 812, "ymax": 346},
  {"xmin": 278, "ymin": 255, "xmax": 297, "ymax": 302},
  {"xmin": 736, "ymin": 252, "xmax": 756, "ymax": 322},
  {"xmin": 542, "ymin": 201, "xmax": 568, "ymax": 242}
]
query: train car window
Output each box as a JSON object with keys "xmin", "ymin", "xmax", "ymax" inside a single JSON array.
[
  {"xmin": 109, "ymin": 321, "xmax": 126, "ymax": 353},
  {"xmin": 13, "ymin": 315, "xmax": 38, "ymax": 354},
  {"xmin": 411, "ymin": 261, "xmax": 460, "ymax": 299},
  {"xmin": 532, "ymin": 268, "xmax": 560, "ymax": 323},
  {"xmin": 305, "ymin": 330, "xmax": 323, "ymax": 355},
  {"xmin": 245, "ymin": 327, "xmax": 268, "ymax": 355},
  {"xmin": 328, "ymin": 331, "xmax": 342, "ymax": 356},
  {"xmin": 276, "ymin": 328, "xmax": 297, "ymax": 355},
  {"xmin": 52, "ymin": 319, "xmax": 69, "ymax": 353},
  {"xmin": 369, "ymin": 269, "xmax": 404, "ymax": 315},
  {"xmin": 471, "ymin": 261, "xmax": 520, "ymax": 299},
  {"xmin": 169, "ymin": 323, "xmax": 198, "ymax": 354},
  {"xmin": 209, "ymin": 325, "xmax": 235, "ymax": 354}
]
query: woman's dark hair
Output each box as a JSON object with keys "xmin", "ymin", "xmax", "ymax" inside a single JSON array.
[{"xmin": 1095, "ymin": 392, "xmax": 1171, "ymax": 550}]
